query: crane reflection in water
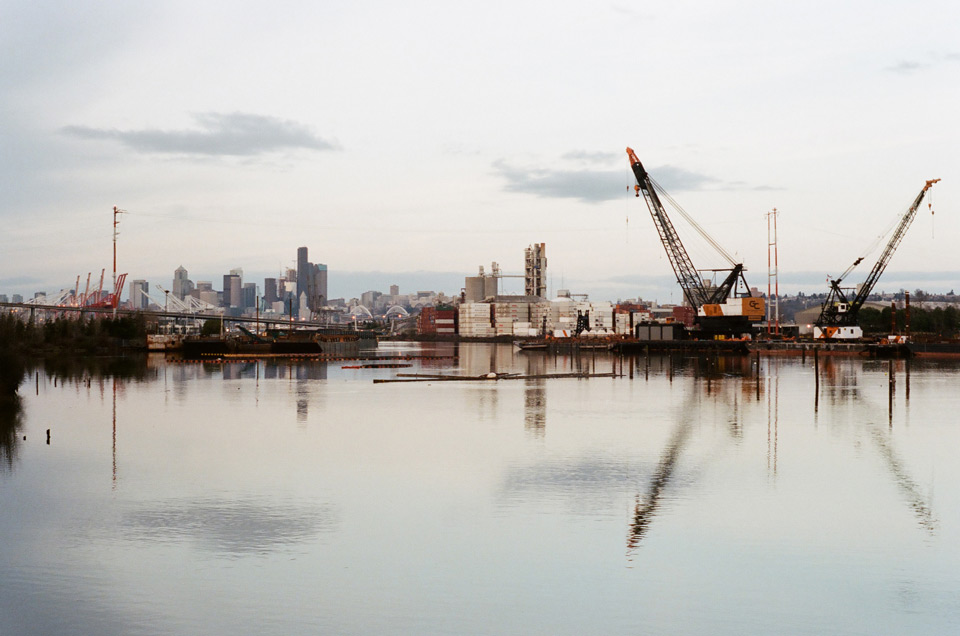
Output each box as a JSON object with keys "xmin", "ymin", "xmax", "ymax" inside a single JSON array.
[{"xmin": 627, "ymin": 357, "xmax": 936, "ymax": 554}]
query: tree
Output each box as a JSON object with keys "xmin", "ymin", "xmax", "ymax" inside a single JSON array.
[
  {"xmin": 201, "ymin": 319, "xmax": 223, "ymax": 336},
  {"xmin": 913, "ymin": 289, "xmax": 928, "ymax": 308}
]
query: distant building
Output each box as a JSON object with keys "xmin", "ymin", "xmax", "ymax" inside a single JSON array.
[
  {"xmin": 465, "ymin": 264, "xmax": 499, "ymax": 303},
  {"xmin": 172, "ymin": 266, "xmax": 193, "ymax": 300},
  {"xmin": 12, "ymin": 294, "xmax": 23, "ymax": 303},
  {"xmin": 129, "ymin": 280, "xmax": 149, "ymax": 310},
  {"xmin": 418, "ymin": 306, "xmax": 458, "ymax": 335},
  {"xmin": 524, "ymin": 243, "xmax": 547, "ymax": 298},
  {"xmin": 0, "ymin": 295, "xmax": 7, "ymax": 303},
  {"xmin": 199, "ymin": 290, "xmax": 219, "ymax": 307},
  {"xmin": 361, "ymin": 290, "xmax": 382, "ymax": 309},
  {"xmin": 196, "ymin": 281, "xmax": 213, "ymax": 292},
  {"xmin": 296, "ymin": 246, "xmax": 328, "ymax": 313},
  {"xmin": 315, "ymin": 264, "xmax": 328, "ymax": 307},
  {"xmin": 264, "ymin": 278, "xmax": 278, "ymax": 304},
  {"xmin": 297, "ymin": 247, "xmax": 309, "ymax": 302},
  {"xmin": 223, "ymin": 274, "xmax": 241, "ymax": 308},
  {"xmin": 242, "ymin": 282, "xmax": 257, "ymax": 309},
  {"xmin": 390, "ymin": 284, "xmax": 400, "ymax": 296}
]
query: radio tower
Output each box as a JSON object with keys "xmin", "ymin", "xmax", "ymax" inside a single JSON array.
[
  {"xmin": 766, "ymin": 208, "xmax": 780, "ymax": 335},
  {"xmin": 113, "ymin": 206, "xmax": 126, "ymax": 317}
]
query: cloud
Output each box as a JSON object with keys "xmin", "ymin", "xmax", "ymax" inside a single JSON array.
[
  {"xmin": 62, "ymin": 112, "xmax": 340, "ymax": 156},
  {"xmin": 561, "ymin": 149, "xmax": 621, "ymax": 163},
  {"xmin": 494, "ymin": 159, "xmax": 627, "ymax": 202},
  {"xmin": 494, "ymin": 157, "xmax": 722, "ymax": 203},
  {"xmin": 885, "ymin": 60, "xmax": 927, "ymax": 74}
]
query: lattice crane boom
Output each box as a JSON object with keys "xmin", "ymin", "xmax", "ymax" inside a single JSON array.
[
  {"xmin": 627, "ymin": 147, "xmax": 708, "ymax": 309},
  {"xmin": 817, "ymin": 178, "xmax": 940, "ymax": 331}
]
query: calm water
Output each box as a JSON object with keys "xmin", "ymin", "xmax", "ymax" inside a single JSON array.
[{"xmin": 2, "ymin": 343, "xmax": 960, "ymax": 635}]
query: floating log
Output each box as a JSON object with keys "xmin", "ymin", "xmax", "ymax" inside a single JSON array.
[{"xmin": 374, "ymin": 371, "xmax": 619, "ymax": 384}]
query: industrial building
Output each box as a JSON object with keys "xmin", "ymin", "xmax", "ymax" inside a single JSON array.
[
  {"xmin": 417, "ymin": 306, "xmax": 458, "ymax": 335},
  {"xmin": 524, "ymin": 243, "xmax": 547, "ymax": 298}
]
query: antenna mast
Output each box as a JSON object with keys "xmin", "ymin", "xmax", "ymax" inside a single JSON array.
[
  {"xmin": 112, "ymin": 206, "xmax": 126, "ymax": 316},
  {"xmin": 766, "ymin": 209, "xmax": 780, "ymax": 335}
]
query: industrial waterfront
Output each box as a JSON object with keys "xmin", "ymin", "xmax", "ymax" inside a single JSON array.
[{"xmin": 2, "ymin": 343, "xmax": 959, "ymax": 635}]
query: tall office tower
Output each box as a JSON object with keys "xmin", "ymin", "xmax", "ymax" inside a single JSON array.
[
  {"xmin": 297, "ymin": 246, "xmax": 309, "ymax": 301},
  {"xmin": 12, "ymin": 294, "xmax": 23, "ymax": 303},
  {"xmin": 389, "ymin": 284, "xmax": 399, "ymax": 297},
  {"xmin": 0, "ymin": 295, "xmax": 7, "ymax": 303},
  {"xmin": 313, "ymin": 264, "xmax": 328, "ymax": 308},
  {"xmin": 129, "ymin": 280, "xmax": 150, "ymax": 309},
  {"xmin": 264, "ymin": 278, "xmax": 278, "ymax": 304},
  {"xmin": 242, "ymin": 283, "xmax": 257, "ymax": 309},
  {"xmin": 196, "ymin": 281, "xmax": 213, "ymax": 292},
  {"xmin": 172, "ymin": 266, "xmax": 189, "ymax": 300},
  {"xmin": 524, "ymin": 243, "xmax": 547, "ymax": 298},
  {"xmin": 223, "ymin": 274, "xmax": 241, "ymax": 308},
  {"xmin": 229, "ymin": 276, "xmax": 242, "ymax": 308}
]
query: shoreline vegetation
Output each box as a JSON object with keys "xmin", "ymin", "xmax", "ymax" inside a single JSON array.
[{"xmin": 0, "ymin": 313, "xmax": 148, "ymax": 398}]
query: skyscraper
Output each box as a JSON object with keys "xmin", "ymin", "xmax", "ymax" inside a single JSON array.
[
  {"xmin": 223, "ymin": 274, "xmax": 241, "ymax": 308},
  {"xmin": 314, "ymin": 263, "xmax": 328, "ymax": 308},
  {"xmin": 296, "ymin": 246, "xmax": 328, "ymax": 312},
  {"xmin": 129, "ymin": 280, "xmax": 150, "ymax": 309},
  {"xmin": 172, "ymin": 265, "xmax": 192, "ymax": 300},
  {"xmin": 264, "ymin": 278, "xmax": 278, "ymax": 304},
  {"xmin": 242, "ymin": 283, "xmax": 257, "ymax": 309},
  {"xmin": 297, "ymin": 247, "xmax": 309, "ymax": 302}
]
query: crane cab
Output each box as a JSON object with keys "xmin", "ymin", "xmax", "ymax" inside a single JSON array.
[{"xmin": 814, "ymin": 325, "xmax": 863, "ymax": 340}]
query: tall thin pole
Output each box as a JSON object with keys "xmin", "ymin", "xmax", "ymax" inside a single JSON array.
[
  {"xmin": 112, "ymin": 206, "xmax": 125, "ymax": 317},
  {"xmin": 766, "ymin": 209, "xmax": 780, "ymax": 334}
]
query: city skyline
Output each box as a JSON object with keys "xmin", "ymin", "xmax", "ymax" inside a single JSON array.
[{"xmin": 2, "ymin": 2, "xmax": 959, "ymax": 304}]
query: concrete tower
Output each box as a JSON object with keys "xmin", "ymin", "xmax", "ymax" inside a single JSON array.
[{"xmin": 524, "ymin": 243, "xmax": 547, "ymax": 298}]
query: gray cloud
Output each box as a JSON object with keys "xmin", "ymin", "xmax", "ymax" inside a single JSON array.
[
  {"xmin": 494, "ymin": 158, "xmax": 721, "ymax": 203},
  {"xmin": 62, "ymin": 112, "xmax": 340, "ymax": 156},
  {"xmin": 885, "ymin": 60, "xmax": 927, "ymax": 74},
  {"xmin": 494, "ymin": 159, "xmax": 628, "ymax": 202}
]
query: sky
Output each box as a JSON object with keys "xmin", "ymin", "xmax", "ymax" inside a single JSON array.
[{"xmin": 2, "ymin": 0, "xmax": 959, "ymax": 303}]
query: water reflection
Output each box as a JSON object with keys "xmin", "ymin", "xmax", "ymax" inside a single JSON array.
[
  {"xmin": 524, "ymin": 384, "xmax": 546, "ymax": 435},
  {"xmin": 38, "ymin": 355, "xmax": 150, "ymax": 384},
  {"xmin": 524, "ymin": 354, "xmax": 546, "ymax": 435},
  {"xmin": 8, "ymin": 345, "xmax": 960, "ymax": 635},
  {"xmin": 869, "ymin": 427, "xmax": 937, "ymax": 533},
  {"xmin": 122, "ymin": 497, "xmax": 338, "ymax": 555},
  {"xmin": 628, "ymin": 411, "xmax": 694, "ymax": 552},
  {"xmin": 0, "ymin": 396, "xmax": 24, "ymax": 472}
]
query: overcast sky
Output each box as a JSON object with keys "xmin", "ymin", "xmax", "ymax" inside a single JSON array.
[{"xmin": 3, "ymin": 0, "xmax": 959, "ymax": 302}]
